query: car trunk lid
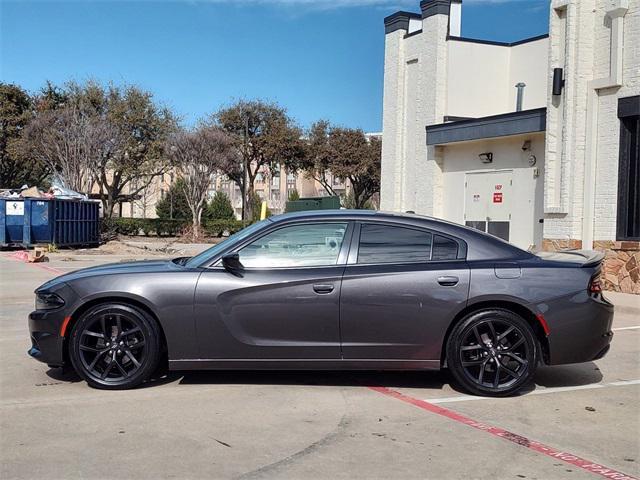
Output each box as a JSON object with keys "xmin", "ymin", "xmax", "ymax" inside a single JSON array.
[{"xmin": 536, "ymin": 249, "xmax": 606, "ymax": 293}]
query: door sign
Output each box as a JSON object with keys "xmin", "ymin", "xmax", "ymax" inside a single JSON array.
[{"xmin": 493, "ymin": 193, "xmax": 503, "ymax": 203}]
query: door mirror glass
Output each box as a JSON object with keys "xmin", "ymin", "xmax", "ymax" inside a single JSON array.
[
  {"xmin": 238, "ymin": 223, "xmax": 347, "ymax": 268},
  {"xmin": 222, "ymin": 253, "xmax": 243, "ymax": 272}
]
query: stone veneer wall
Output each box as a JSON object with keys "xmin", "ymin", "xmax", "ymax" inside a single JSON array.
[{"xmin": 542, "ymin": 239, "xmax": 640, "ymax": 294}]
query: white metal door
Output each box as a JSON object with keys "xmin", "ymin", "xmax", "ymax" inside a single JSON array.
[{"xmin": 464, "ymin": 171, "xmax": 512, "ymax": 242}]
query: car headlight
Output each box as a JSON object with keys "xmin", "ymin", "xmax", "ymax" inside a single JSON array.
[{"xmin": 35, "ymin": 292, "xmax": 65, "ymax": 310}]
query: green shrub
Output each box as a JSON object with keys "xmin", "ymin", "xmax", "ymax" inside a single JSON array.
[
  {"xmin": 156, "ymin": 178, "xmax": 191, "ymax": 220},
  {"xmin": 202, "ymin": 219, "xmax": 246, "ymax": 237},
  {"xmin": 101, "ymin": 217, "xmax": 248, "ymax": 239},
  {"xmin": 206, "ymin": 191, "xmax": 235, "ymax": 220},
  {"xmin": 101, "ymin": 218, "xmax": 189, "ymax": 238},
  {"xmin": 288, "ymin": 189, "xmax": 300, "ymax": 202}
]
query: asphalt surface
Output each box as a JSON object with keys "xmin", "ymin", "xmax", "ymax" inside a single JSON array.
[{"xmin": 1, "ymin": 251, "xmax": 639, "ymax": 480}]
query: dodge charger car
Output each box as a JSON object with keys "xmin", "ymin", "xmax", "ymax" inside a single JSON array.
[{"xmin": 28, "ymin": 210, "xmax": 614, "ymax": 396}]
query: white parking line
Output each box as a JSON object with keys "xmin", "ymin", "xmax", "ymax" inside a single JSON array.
[
  {"xmin": 426, "ymin": 379, "xmax": 640, "ymax": 404},
  {"xmin": 613, "ymin": 326, "xmax": 640, "ymax": 331}
]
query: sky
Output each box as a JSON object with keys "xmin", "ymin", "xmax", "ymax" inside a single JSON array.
[{"xmin": 0, "ymin": 0, "xmax": 550, "ymax": 132}]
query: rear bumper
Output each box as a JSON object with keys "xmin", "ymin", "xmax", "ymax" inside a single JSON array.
[
  {"xmin": 543, "ymin": 292, "xmax": 614, "ymax": 365},
  {"xmin": 28, "ymin": 309, "xmax": 67, "ymax": 367}
]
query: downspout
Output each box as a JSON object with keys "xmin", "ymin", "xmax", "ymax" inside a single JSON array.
[
  {"xmin": 582, "ymin": 1, "xmax": 628, "ymax": 249},
  {"xmin": 515, "ymin": 83, "xmax": 526, "ymax": 111}
]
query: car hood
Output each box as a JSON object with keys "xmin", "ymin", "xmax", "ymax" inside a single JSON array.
[{"xmin": 37, "ymin": 259, "xmax": 180, "ymax": 292}]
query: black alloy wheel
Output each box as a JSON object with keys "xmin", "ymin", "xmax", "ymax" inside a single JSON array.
[
  {"xmin": 447, "ymin": 309, "xmax": 538, "ymax": 397},
  {"xmin": 69, "ymin": 303, "xmax": 161, "ymax": 389}
]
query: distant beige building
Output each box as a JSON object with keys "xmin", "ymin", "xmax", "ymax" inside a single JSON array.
[
  {"xmin": 113, "ymin": 164, "xmax": 353, "ymax": 220},
  {"xmin": 212, "ymin": 165, "xmax": 351, "ymax": 219}
]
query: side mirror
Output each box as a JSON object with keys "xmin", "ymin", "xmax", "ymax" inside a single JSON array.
[{"xmin": 222, "ymin": 253, "xmax": 243, "ymax": 272}]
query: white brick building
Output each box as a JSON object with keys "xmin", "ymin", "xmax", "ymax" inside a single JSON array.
[{"xmin": 381, "ymin": 0, "xmax": 639, "ymax": 293}]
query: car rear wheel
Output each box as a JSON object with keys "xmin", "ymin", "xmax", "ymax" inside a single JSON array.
[
  {"xmin": 446, "ymin": 309, "xmax": 538, "ymax": 397},
  {"xmin": 69, "ymin": 303, "xmax": 161, "ymax": 390}
]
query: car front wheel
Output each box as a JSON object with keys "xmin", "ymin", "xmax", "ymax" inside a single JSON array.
[
  {"xmin": 446, "ymin": 309, "xmax": 538, "ymax": 397},
  {"xmin": 69, "ymin": 303, "xmax": 161, "ymax": 389}
]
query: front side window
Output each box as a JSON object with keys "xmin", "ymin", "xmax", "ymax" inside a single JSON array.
[
  {"xmin": 238, "ymin": 223, "xmax": 347, "ymax": 268},
  {"xmin": 357, "ymin": 224, "xmax": 433, "ymax": 264}
]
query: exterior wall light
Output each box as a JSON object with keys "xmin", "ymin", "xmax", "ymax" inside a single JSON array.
[{"xmin": 479, "ymin": 152, "xmax": 493, "ymax": 164}]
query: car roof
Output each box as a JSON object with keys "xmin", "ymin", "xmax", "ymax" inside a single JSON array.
[
  {"xmin": 270, "ymin": 209, "xmax": 451, "ymax": 223},
  {"xmin": 268, "ymin": 209, "xmax": 533, "ymax": 262}
]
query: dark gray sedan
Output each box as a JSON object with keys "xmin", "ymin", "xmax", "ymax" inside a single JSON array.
[{"xmin": 28, "ymin": 210, "xmax": 614, "ymax": 396}]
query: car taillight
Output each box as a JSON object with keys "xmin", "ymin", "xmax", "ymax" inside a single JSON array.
[{"xmin": 589, "ymin": 272, "xmax": 603, "ymax": 294}]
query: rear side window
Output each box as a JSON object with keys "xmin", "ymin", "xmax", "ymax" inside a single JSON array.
[
  {"xmin": 432, "ymin": 235, "xmax": 459, "ymax": 260},
  {"xmin": 357, "ymin": 224, "xmax": 432, "ymax": 264}
]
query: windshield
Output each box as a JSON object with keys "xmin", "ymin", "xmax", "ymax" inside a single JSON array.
[{"xmin": 185, "ymin": 219, "xmax": 271, "ymax": 268}]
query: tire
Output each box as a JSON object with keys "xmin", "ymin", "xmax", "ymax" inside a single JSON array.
[
  {"xmin": 446, "ymin": 309, "xmax": 538, "ymax": 397},
  {"xmin": 69, "ymin": 303, "xmax": 161, "ymax": 390}
]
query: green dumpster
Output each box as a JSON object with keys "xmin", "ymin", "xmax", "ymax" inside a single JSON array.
[{"xmin": 285, "ymin": 196, "xmax": 341, "ymax": 213}]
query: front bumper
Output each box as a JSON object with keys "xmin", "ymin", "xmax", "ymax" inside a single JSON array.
[
  {"xmin": 28, "ymin": 308, "xmax": 68, "ymax": 367},
  {"xmin": 28, "ymin": 283, "xmax": 78, "ymax": 368},
  {"xmin": 543, "ymin": 292, "xmax": 614, "ymax": 365}
]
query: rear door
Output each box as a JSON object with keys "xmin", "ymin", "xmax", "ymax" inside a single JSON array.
[{"xmin": 340, "ymin": 222, "xmax": 469, "ymax": 361}]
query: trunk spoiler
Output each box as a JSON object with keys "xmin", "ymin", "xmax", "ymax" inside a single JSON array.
[
  {"xmin": 536, "ymin": 249, "xmax": 605, "ymax": 268},
  {"xmin": 563, "ymin": 250, "xmax": 605, "ymax": 268}
]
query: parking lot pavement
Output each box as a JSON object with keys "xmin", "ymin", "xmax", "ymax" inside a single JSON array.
[{"xmin": 1, "ymin": 253, "xmax": 639, "ymax": 480}]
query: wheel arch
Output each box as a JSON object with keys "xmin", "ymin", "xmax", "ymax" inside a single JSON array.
[
  {"xmin": 441, "ymin": 300, "xmax": 550, "ymax": 368},
  {"xmin": 62, "ymin": 296, "xmax": 168, "ymax": 366}
]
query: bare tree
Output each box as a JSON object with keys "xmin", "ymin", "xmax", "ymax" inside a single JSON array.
[
  {"xmin": 21, "ymin": 106, "xmax": 119, "ymax": 193},
  {"xmin": 301, "ymin": 120, "xmax": 340, "ymax": 198},
  {"xmin": 296, "ymin": 121, "xmax": 381, "ymax": 209},
  {"xmin": 73, "ymin": 83, "xmax": 177, "ymax": 218},
  {"xmin": 212, "ymin": 99, "xmax": 304, "ymax": 220},
  {"xmin": 327, "ymin": 128, "xmax": 381, "ymax": 209},
  {"xmin": 168, "ymin": 126, "xmax": 237, "ymax": 238}
]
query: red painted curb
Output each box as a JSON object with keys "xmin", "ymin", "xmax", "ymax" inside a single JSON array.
[
  {"xmin": 2, "ymin": 252, "xmax": 64, "ymax": 274},
  {"xmin": 369, "ymin": 386, "xmax": 637, "ymax": 480}
]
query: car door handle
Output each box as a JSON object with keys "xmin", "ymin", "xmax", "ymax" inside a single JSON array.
[
  {"xmin": 437, "ymin": 276, "xmax": 459, "ymax": 287},
  {"xmin": 313, "ymin": 284, "xmax": 335, "ymax": 294}
]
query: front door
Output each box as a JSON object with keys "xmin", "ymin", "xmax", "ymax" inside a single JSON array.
[
  {"xmin": 340, "ymin": 223, "xmax": 470, "ymax": 361},
  {"xmin": 194, "ymin": 222, "xmax": 350, "ymax": 360},
  {"xmin": 465, "ymin": 171, "xmax": 512, "ymax": 242}
]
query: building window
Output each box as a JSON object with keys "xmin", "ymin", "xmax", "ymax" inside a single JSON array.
[{"xmin": 617, "ymin": 96, "xmax": 640, "ymax": 241}]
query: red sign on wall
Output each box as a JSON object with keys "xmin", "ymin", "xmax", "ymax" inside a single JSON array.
[{"xmin": 493, "ymin": 192, "xmax": 503, "ymax": 203}]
